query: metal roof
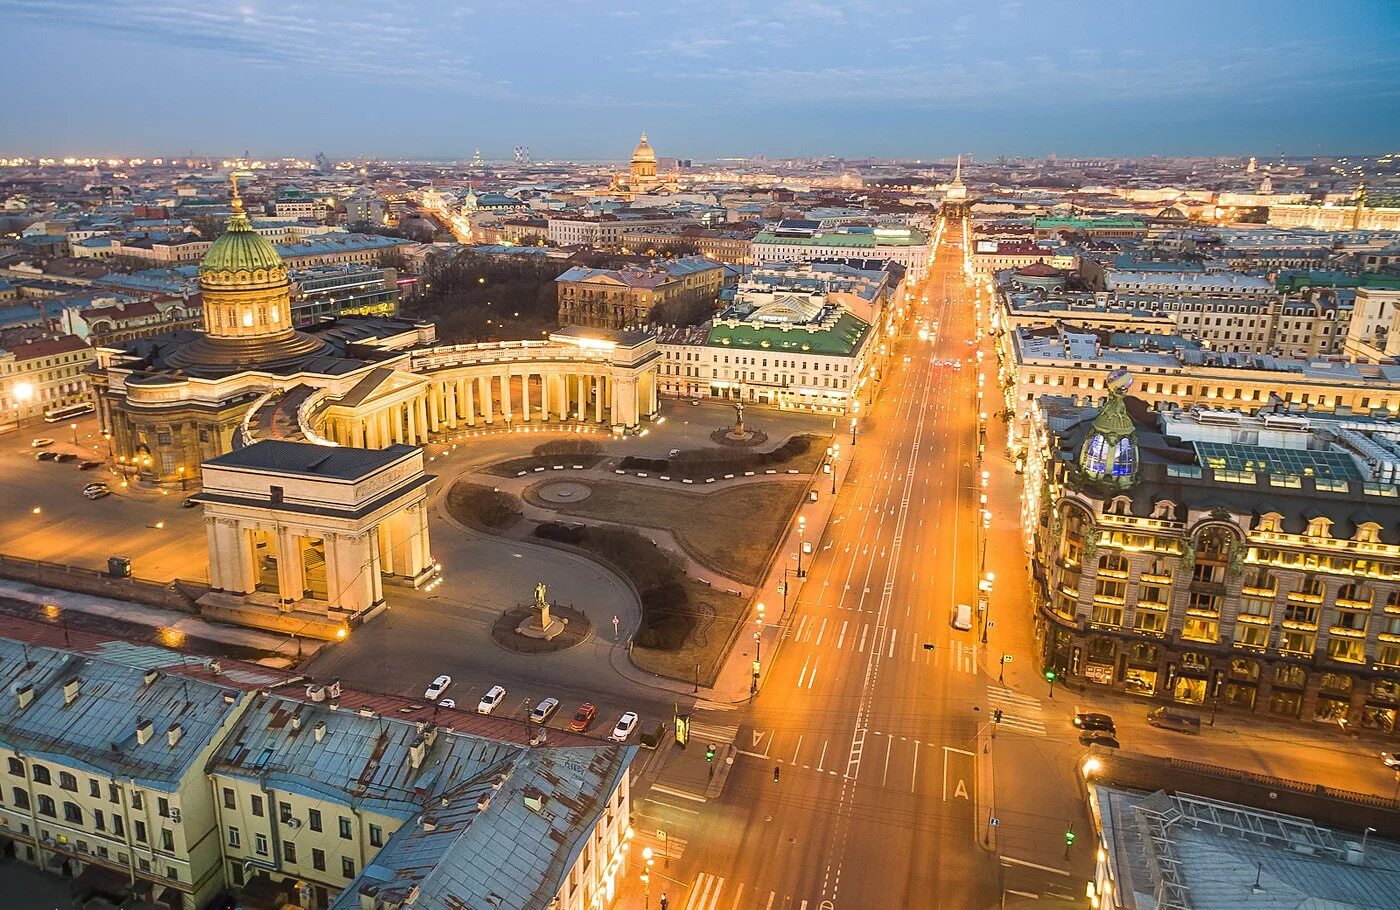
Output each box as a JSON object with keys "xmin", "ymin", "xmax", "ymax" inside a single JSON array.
[
  {"xmin": 0, "ymin": 638, "xmax": 244, "ymax": 790},
  {"xmin": 1191, "ymin": 441, "xmax": 1366, "ymax": 481},
  {"xmin": 203, "ymin": 439, "xmax": 417, "ymax": 480}
]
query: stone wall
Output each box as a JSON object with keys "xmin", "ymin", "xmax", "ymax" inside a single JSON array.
[{"xmin": 0, "ymin": 554, "xmax": 205, "ymax": 613}]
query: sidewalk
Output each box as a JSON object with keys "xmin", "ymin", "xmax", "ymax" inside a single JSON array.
[{"xmin": 0, "ymin": 577, "xmax": 312, "ymax": 659}]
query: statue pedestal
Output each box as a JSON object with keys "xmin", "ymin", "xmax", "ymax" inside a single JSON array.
[{"xmin": 516, "ymin": 608, "xmax": 566, "ymax": 640}]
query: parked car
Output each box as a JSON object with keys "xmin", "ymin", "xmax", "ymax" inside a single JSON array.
[
  {"xmin": 55, "ymin": 452, "xmax": 78, "ymax": 462},
  {"xmin": 181, "ymin": 497, "xmax": 200, "ymax": 508},
  {"xmin": 35, "ymin": 451, "xmax": 58, "ymax": 461},
  {"xmin": 569, "ymin": 703, "xmax": 597, "ymax": 732},
  {"xmin": 423, "ymin": 675, "xmax": 452, "ymax": 700},
  {"xmin": 83, "ymin": 488, "xmax": 111, "ymax": 500},
  {"xmin": 477, "ymin": 685, "xmax": 506, "ymax": 715},
  {"xmin": 1079, "ymin": 730, "xmax": 1120, "ymax": 748},
  {"xmin": 530, "ymin": 697, "xmax": 559, "ymax": 724},
  {"xmin": 608, "ymin": 711, "xmax": 639, "ymax": 742},
  {"xmin": 78, "ymin": 460, "xmax": 102, "ymax": 470},
  {"xmin": 1382, "ymin": 752, "xmax": 1400, "ymax": 769},
  {"xmin": 1073, "ymin": 712, "xmax": 1116, "ymax": 733},
  {"xmin": 30, "ymin": 438, "xmax": 54, "ymax": 448},
  {"xmin": 438, "ymin": 699, "xmax": 456, "ymax": 709}
]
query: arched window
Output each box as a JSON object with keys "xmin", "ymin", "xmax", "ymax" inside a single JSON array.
[
  {"xmin": 36, "ymin": 794, "xmax": 55, "ymax": 817},
  {"xmin": 58, "ymin": 771, "xmax": 76, "ymax": 792},
  {"xmin": 1098, "ymin": 552, "xmax": 1129, "ymax": 576},
  {"xmin": 1338, "ymin": 583, "xmax": 1372, "ymax": 605},
  {"xmin": 62, "ymin": 801, "xmax": 82, "ymax": 824},
  {"xmin": 1085, "ymin": 434, "xmax": 1109, "ymax": 474},
  {"xmin": 1114, "ymin": 437, "xmax": 1136, "ymax": 476}
]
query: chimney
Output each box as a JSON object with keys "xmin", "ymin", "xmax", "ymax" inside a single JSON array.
[
  {"xmin": 409, "ymin": 737, "xmax": 427, "ymax": 769},
  {"xmin": 476, "ymin": 795, "xmax": 491, "ymax": 812},
  {"xmin": 291, "ymin": 715, "xmax": 302, "ymax": 731},
  {"xmin": 63, "ymin": 677, "xmax": 81, "ymax": 706},
  {"xmin": 135, "ymin": 719, "xmax": 154, "ymax": 745},
  {"xmin": 421, "ymin": 815, "xmax": 437, "ymax": 833},
  {"xmin": 16, "ymin": 684, "xmax": 34, "ymax": 709},
  {"xmin": 313, "ymin": 721, "xmax": 327, "ymax": 743},
  {"xmin": 142, "ymin": 669, "xmax": 160, "ymax": 687},
  {"xmin": 166, "ymin": 723, "xmax": 183, "ymax": 748}
]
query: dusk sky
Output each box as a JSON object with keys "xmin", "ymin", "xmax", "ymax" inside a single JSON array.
[{"xmin": 3, "ymin": 0, "xmax": 1398, "ymax": 160}]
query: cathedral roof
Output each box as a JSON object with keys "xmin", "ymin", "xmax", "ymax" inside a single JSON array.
[
  {"xmin": 200, "ymin": 175, "xmax": 284, "ymax": 280},
  {"xmin": 631, "ymin": 132, "xmax": 656, "ymax": 164}
]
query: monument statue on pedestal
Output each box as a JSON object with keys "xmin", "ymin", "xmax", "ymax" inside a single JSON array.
[{"xmin": 517, "ymin": 580, "xmax": 565, "ymax": 640}]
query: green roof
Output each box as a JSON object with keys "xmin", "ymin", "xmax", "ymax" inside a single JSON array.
[
  {"xmin": 707, "ymin": 312, "xmax": 869, "ymax": 356},
  {"xmin": 201, "ymin": 206, "xmax": 283, "ymax": 276},
  {"xmin": 1275, "ymin": 270, "xmax": 1400, "ymax": 293},
  {"xmin": 753, "ymin": 229, "xmax": 926, "ymax": 248},
  {"xmin": 1033, "ymin": 217, "xmax": 1145, "ymax": 229},
  {"xmin": 1192, "ymin": 441, "xmax": 1364, "ymax": 481}
]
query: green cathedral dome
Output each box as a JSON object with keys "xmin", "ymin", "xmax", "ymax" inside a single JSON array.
[{"xmin": 200, "ymin": 177, "xmax": 284, "ymax": 278}]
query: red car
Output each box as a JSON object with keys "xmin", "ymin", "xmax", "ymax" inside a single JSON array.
[{"xmin": 569, "ymin": 703, "xmax": 597, "ymax": 732}]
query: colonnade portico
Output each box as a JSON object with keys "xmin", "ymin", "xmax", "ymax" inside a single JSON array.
[
  {"xmin": 194, "ymin": 440, "xmax": 437, "ymax": 639},
  {"xmin": 315, "ymin": 330, "xmax": 661, "ymax": 448}
]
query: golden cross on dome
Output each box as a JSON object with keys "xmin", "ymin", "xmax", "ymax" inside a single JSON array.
[{"xmin": 229, "ymin": 173, "xmax": 244, "ymax": 214}]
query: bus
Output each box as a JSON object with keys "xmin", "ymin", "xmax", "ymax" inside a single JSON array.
[{"xmin": 44, "ymin": 402, "xmax": 95, "ymax": 422}]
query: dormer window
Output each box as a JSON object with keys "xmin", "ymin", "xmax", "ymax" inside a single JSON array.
[
  {"xmin": 1356, "ymin": 522, "xmax": 1382, "ymax": 544},
  {"xmin": 1151, "ymin": 500, "xmax": 1177, "ymax": 520},
  {"xmin": 1257, "ymin": 513, "xmax": 1283, "ymax": 533},
  {"xmin": 1107, "ymin": 496, "xmax": 1132, "ymax": 516},
  {"xmin": 1307, "ymin": 517, "xmax": 1332, "ymax": 539}
]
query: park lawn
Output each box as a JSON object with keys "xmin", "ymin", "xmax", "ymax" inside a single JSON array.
[
  {"xmin": 532, "ymin": 480, "xmax": 804, "ymax": 586},
  {"xmin": 630, "ymin": 578, "xmax": 747, "ymax": 686}
]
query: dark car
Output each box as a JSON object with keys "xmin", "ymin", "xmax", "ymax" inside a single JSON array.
[
  {"xmin": 55, "ymin": 452, "xmax": 78, "ymax": 462},
  {"xmin": 35, "ymin": 451, "xmax": 59, "ymax": 461},
  {"xmin": 1073, "ymin": 712, "xmax": 1116, "ymax": 733},
  {"xmin": 1079, "ymin": 730, "xmax": 1120, "ymax": 748},
  {"xmin": 78, "ymin": 460, "xmax": 102, "ymax": 470},
  {"xmin": 181, "ymin": 497, "xmax": 200, "ymax": 509}
]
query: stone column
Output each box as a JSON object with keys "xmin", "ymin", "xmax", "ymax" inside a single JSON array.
[
  {"xmin": 354, "ymin": 418, "xmax": 366, "ymax": 448},
  {"xmin": 573, "ymin": 374, "xmax": 584, "ymax": 420},
  {"xmin": 227, "ymin": 522, "xmax": 256, "ymax": 594},
  {"xmin": 405, "ymin": 399, "xmax": 418, "ymax": 444},
  {"xmin": 330, "ymin": 532, "xmax": 377, "ymax": 615},
  {"xmin": 415, "ymin": 395, "xmax": 429, "ymax": 443},
  {"xmin": 480, "ymin": 375, "xmax": 493, "ymax": 424},
  {"xmin": 594, "ymin": 374, "xmax": 604, "ymax": 423},
  {"xmin": 613, "ymin": 375, "xmax": 639, "ymax": 430},
  {"xmin": 390, "ymin": 404, "xmax": 403, "ymax": 445},
  {"xmin": 445, "ymin": 380, "xmax": 458, "ymax": 430},
  {"xmin": 428, "ymin": 384, "xmax": 440, "ymax": 433},
  {"xmin": 378, "ymin": 517, "xmax": 396, "ymax": 577},
  {"xmin": 205, "ymin": 517, "xmax": 224, "ymax": 591},
  {"xmin": 276, "ymin": 529, "xmax": 306, "ymax": 606},
  {"xmin": 522, "ymin": 373, "xmax": 531, "ymax": 421},
  {"xmin": 464, "ymin": 375, "xmax": 476, "ymax": 426},
  {"xmin": 501, "ymin": 371, "xmax": 513, "ymax": 421}
]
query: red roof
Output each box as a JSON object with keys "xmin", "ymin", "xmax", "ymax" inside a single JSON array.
[
  {"xmin": 10, "ymin": 334, "xmax": 91, "ymax": 361},
  {"xmin": 1016, "ymin": 263, "xmax": 1064, "ymax": 277}
]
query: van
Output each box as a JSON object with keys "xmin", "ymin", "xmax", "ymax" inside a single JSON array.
[
  {"xmin": 1147, "ymin": 706, "xmax": 1202, "ymax": 734},
  {"xmin": 952, "ymin": 603, "xmax": 973, "ymax": 631}
]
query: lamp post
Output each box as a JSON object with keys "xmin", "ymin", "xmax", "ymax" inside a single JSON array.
[
  {"xmin": 641, "ymin": 846, "xmax": 654, "ymax": 909},
  {"xmin": 70, "ymin": 422, "xmax": 79, "ymax": 446},
  {"xmin": 849, "ymin": 417, "xmax": 858, "ymax": 446},
  {"xmin": 177, "ymin": 465, "xmax": 188, "ymax": 492},
  {"xmin": 830, "ymin": 444, "xmax": 839, "ymax": 495}
]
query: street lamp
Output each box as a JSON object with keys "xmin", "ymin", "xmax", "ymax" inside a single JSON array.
[
  {"xmin": 641, "ymin": 846, "xmax": 654, "ymax": 909},
  {"xmin": 177, "ymin": 465, "xmax": 188, "ymax": 491},
  {"xmin": 830, "ymin": 444, "xmax": 839, "ymax": 495},
  {"xmin": 70, "ymin": 422, "xmax": 78, "ymax": 446}
]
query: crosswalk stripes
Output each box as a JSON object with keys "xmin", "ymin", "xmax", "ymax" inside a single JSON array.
[
  {"xmin": 689, "ymin": 722, "xmax": 739, "ymax": 744},
  {"xmin": 683, "ymin": 872, "xmax": 814, "ymax": 910},
  {"xmin": 634, "ymin": 830, "xmax": 687, "ymax": 864},
  {"xmin": 987, "ymin": 684, "xmax": 1047, "ymax": 736},
  {"xmin": 955, "ymin": 641, "xmax": 977, "ymax": 674}
]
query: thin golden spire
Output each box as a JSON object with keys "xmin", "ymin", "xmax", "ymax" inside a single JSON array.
[{"xmin": 229, "ymin": 172, "xmax": 244, "ymax": 215}]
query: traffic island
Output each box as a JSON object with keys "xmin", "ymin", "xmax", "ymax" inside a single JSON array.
[{"xmin": 491, "ymin": 603, "xmax": 591, "ymax": 654}]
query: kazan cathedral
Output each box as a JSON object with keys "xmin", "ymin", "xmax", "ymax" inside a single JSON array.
[{"xmin": 93, "ymin": 177, "xmax": 663, "ymax": 486}]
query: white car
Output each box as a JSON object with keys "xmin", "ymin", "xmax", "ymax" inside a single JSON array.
[
  {"xmin": 608, "ymin": 712, "xmax": 639, "ymax": 742},
  {"xmin": 30, "ymin": 438, "xmax": 55, "ymax": 448},
  {"xmin": 423, "ymin": 675, "xmax": 452, "ymax": 700},
  {"xmin": 1383, "ymin": 752, "xmax": 1400, "ymax": 769},
  {"xmin": 438, "ymin": 698, "xmax": 456, "ymax": 709},
  {"xmin": 530, "ymin": 697, "xmax": 559, "ymax": 724},
  {"xmin": 477, "ymin": 685, "xmax": 506, "ymax": 715}
]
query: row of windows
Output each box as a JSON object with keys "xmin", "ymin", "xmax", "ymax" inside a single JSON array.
[
  {"xmin": 226, "ymin": 827, "xmax": 355, "ymax": 877},
  {"xmin": 221, "ymin": 787, "xmax": 373, "ymax": 842}
]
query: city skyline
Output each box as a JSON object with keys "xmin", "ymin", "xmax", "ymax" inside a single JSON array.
[{"xmin": 2, "ymin": 0, "xmax": 1399, "ymax": 159}]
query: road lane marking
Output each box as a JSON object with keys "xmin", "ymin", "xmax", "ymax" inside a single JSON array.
[
  {"xmin": 882, "ymin": 734, "xmax": 892, "ymax": 786},
  {"xmin": 1001, "ymin": 856, "xmax": 1071, "ymax": 877},
  {"xmin": 728, "ymin": 882, "xmax": 743, "ymax": 909},
  {"xmin": 642, "ymin": 797, "xmax": 700, "ymax": 815},
  {"xmin": 836, "ymin": 620, "xmax": 847, "ymax": 649},
  {"xmin": 888, "ymin": 626, "xmax": 897, "ymax": 658},
  {"xmin": 792, "ymin": 734, "xmax": 804, "ymax": 765},
  {"xmin": 815, "ymin": 617, "xmax": 827, "ymax": 646},
  {"xmin": 817, "ymin": 739, "xmax": 828, "ymax": 772},
  {"xmin": 650, "ymin": 784, "xmax": 707, "ymax": 803},
  {"xmin": 795, "ymin": 614, "xmax": 809, "ymax": 642},
  {"xmin": 857, "ymin": 623, "xmax": 868, "ymax": 653},
  {"xmin": 764, "ymin": 892, "xmax": 775, "ymax": 910},
  {"xmin": 797, "ymin": 656, "xmax": 810, "ymax": 688},
  {"xmin": 911, "ymin": 740, "xmax": 920, "ymax": 792},
  {"xmin": 684, "ymin": 874, "xmax": 707, "ymax": 910},
  {"xmin": 1007, "ymin": 890, "xmax": 1041, "ymax": 899},
  {"xmin": 710, "ymin": 878, "xmax": 725, "ymax": 908},
  {"xmin": 807, "ymin": 656, "xmax": 820, "ymax": 690}
]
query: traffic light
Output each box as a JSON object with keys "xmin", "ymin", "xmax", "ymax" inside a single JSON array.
[
  {"xmin": 1065, "ymin": 828, "xmax": 1076, "ymax": 847},
  {"xmin": 993, "ymin": 708, "xmax": 1003, "ymax": 724},
  {"xmin": 1044, "ymin": 670, "xmax": 1057, "ymax": 683},
  {"xmin": 706, "ymin": 743, "xmax": 716, "ymax": 763},
  {"xmin": 773, "ymin": 765, "xmax": 781, "ymax": 782}
]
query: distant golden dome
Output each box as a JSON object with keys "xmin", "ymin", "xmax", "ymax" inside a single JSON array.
[{"xmin": 631, "ymin": 132, "xmax": 656, "ymax": 164}]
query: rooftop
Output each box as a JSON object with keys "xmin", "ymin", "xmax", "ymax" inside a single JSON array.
[{"xmin": 204, "ymin": 439, "xmax": 418, "ymax": 481}]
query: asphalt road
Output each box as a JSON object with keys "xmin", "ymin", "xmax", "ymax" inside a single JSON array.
[{"xmin": 632, "ymin": 219, "xmax": 1006, "ymax": 910}]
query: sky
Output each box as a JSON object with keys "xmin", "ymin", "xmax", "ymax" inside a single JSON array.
[{"xmin": 2, "ymin": 0, "xmax": 1399, "ymax": 161}]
